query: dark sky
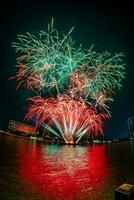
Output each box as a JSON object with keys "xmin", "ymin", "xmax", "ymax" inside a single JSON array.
[{"xmin": 0, "ymin": 0, "xmax": 133, "ymax": 138}]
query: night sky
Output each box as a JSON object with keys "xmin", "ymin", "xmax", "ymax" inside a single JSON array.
[{"xmin": 0, "ymin": 0, "xmax": 133, "ymax": 139}]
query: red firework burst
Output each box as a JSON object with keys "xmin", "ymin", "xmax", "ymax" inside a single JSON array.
[{"xmin": 25, "ymin": 95, "xmax": 109, "ymax": 144}]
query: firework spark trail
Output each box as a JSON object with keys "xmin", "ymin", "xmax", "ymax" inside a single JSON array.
[
  {"xmin": 11, "ymin": 22, "xmax": 83, "ymax": 94},
  {"xmin": 11, "ymin": 19, "xmax": 126, "ymax": 143},
  {"xmin": 25, "ymin": 95, "xmax": 109, "ymax": 143},
  {"xmin": 12, "ymin": 21, "xmax": 125, "ymax": 97},
  {"xmin": 90, "ymin": 91, "xmax": 113, "ymax": 115}
]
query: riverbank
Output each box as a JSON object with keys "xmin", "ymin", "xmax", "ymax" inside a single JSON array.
[
  {"xmin": 0, "ymin": 130, "xmax": 67, "ymax": 145},
  {"xmin": 0, "ymin": 129, "xmax": 131, "ymax": 145}
]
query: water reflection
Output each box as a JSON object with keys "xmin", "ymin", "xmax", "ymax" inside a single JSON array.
[
  {"xmin": 17, "ymin": 143, "xmax": 110, "ymax": 200},
  {"xmin": 1, "ymin": 136, "xmax": 134, "ymax": 200}
]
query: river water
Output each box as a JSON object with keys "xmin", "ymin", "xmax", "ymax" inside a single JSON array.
[{"xmin": 0, "ymin": 134, "xmax": 134, "ymax": 200}]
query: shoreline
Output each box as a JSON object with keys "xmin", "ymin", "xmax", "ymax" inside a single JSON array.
[
  {"xmin": 0, "ymin": 130, "xmax": 133, "ymax": 145},
  {"xmin": 0, "ymin": 131, "xmax": 68, "ymax": 145}
]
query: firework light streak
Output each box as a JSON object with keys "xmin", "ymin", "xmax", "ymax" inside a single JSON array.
[
  {"xmin": 25, "ymin": 95, "xmax": 109, "ymax": 144},
  {"xmin": 11, "ymin": 19, "xmax": 125, "ymax": 144},
  {"xmin": 90, "ymin": 91, "xmax": 113, "ymax": 115}
]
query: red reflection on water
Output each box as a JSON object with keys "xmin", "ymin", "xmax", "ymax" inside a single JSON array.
[{"xmin": 17, "ymin": 143, "xmax": 110, "ymax": 200}]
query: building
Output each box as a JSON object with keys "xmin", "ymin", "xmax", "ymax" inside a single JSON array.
[
  {"xmin": 8, "ymin": 120, "xmax": 36, "ymax": 136},
  {"xmin": 127, "ymin": 117, "xmax": 134, "ymax": 139}
]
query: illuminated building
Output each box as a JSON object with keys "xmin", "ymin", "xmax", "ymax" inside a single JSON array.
[{"xmin": 8, "ymin": 120, "xmax": 36, "ymax": 135}]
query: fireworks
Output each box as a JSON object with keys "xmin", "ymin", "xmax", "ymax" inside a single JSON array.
[
  {"xmin": 11, "ymin": 19, "xmax": 125, "ymax": 144},
  {"xmin": 25, "ymin": 95, "xmax": 109, "ymax": 144}
]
